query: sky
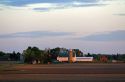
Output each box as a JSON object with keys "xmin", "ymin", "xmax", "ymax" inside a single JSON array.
[{"xmin": 0, "ymin": 0, "xmax": 125, "ymax": 54}]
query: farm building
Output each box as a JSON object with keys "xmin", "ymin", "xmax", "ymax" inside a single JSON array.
[
  {"xmin": 57, "ymin": 49, "xmax": 93, "ymax": 63},
  {"xmin": 76, "ymin": 57, "xmax": 93, "ymax": 62}
]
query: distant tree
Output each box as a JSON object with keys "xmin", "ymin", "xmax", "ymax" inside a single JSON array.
[
  {"xmin": 91, "ymin": 54, "xmax": 100, "ymax": 61},
  {"xmin": 107, "ymin": 55, "xmax": 113, "ymax": 61},
  {"xmin": 73, "ymin": 49, "xmax": 83, "ymax": 57},
  {"xmin": 23, "ymin": 46, "xmax": 34, "ymax": 63},
  {"xmin": 87, "ymin": 53, "xmax": 91, "ymax": 57},
  {"xmin": 112, "ymin": 55, "xmax": 117, "ymax": 60},
  {"xmin": 42, "ymin": 50, "xmax": 51, "ymax": 63},
  {"xmin": 0, "ymin": 51, "xmax": 5, "ymax": 56},
  {"xmin": 9, "ymin": 51, "xmax": 16, "ymax": 61},
  {"xmin": 9, "ymin": 51, "xmax": 21, "ymax": 61},
  {"xmin": 50, "ymin": 47, "xmax": 60, "ymax": 59},
  {"xmin": 32, "ymin": 47, "xmax": 42, "ymax": 63},
  {"xmin": 16, "ymin": 52, "xmax": 21, "ymax": 61},
  {"xmin": 23, "ymin": 46, "xmax": 47, "ymax": 64}
]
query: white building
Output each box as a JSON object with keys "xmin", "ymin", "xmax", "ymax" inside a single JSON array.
[
  {"xmin": 57, "ymin": 57, "xmax": 68, "ymax": 62},
  {"xmin": 57, "ymin": 56, "xmax": 93, "ymax": 62},
  {"xmin": 76, "ymin": 57, "xmax": 93, "ymax": 62}
]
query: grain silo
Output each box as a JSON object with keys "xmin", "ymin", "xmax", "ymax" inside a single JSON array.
[{"xmin": 69, "ymin": 49, "xmax": 76, "ymax": 63}]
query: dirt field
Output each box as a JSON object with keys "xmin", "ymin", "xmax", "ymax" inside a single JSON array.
[{"xmin": 0, "ymin": 63, "xmax": 125, "ymax": 82}]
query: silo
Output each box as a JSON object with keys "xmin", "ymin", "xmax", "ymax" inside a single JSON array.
[{"xmin": 68, "ymin": 49, "xmax": 73, "ymax": 63}]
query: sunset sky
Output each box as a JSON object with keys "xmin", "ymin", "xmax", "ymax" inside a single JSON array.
[{"xmin": 0, "ymin": 0, "xmax": 125, "ymax": 54}]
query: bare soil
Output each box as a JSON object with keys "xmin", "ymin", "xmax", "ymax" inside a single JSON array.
[{"xmin": 0, "ymin": 63, "xmax": 125, "ymax": 82}]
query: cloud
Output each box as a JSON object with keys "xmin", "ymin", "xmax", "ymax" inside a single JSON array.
[
  {"xmin": 79, "ymin": 30, "xmax": 125, "ymax": 41},
  {"xmin": 0, "ymin": 0, "xmax": 107, "ymax": 11},
  {"xmin": 33, "ymin": 8, "xmax": 50, "ymax": 12},
  {"xmin": 114, "ymin": 13, "xmax": 125, "ymax": 16},
  {"xmin": 0, "ymin": 8, "xmax": 3, "ymax": 10},
  {"xmin": 0, "ymin": 0, "xmax": 100, "ymax": 6},
  {"xmin": 0, "ymin": 31, "xmax": 73, "ymax": 38}
]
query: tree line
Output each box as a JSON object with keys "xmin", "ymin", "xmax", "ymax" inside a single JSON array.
[
  {"xmin": 85, "ymin": 53, "xmax": 125, "ymax": 62},
  {"xmin": 0, "ymin": 46, "xmax": 125, "ymax": 63},
  {"xmin": 0, "ymin": 51, "xmax": 20, "ymax": 61}
]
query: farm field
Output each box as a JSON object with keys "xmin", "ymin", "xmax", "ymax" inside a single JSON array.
[{"xmin": 0, "ymin": 63, "xmax": 125, "ymax": 82}]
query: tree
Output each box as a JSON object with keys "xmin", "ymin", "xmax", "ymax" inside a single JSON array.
[
  {"xmin": 0, "ymin": 51, "xmax": 5, "ymax": 56},
  {"xmin": 73, "ymin": 49, "xmax": 83, "ymax": 57},
  {"xmin": 87, "ymin": 53, "xmax": 91, "ymax": 57},
  {"xmin": 16, "ymin": 52, "xmax": 21, "ymax": 61},
  {"xmin": 23, "ymin": 46, "xmax": 48, "ymax": 64},
  {"xmin": 23, "ymin": 46, "xmax": 32, "ymax": 63},
  {"xmin": 50, "ymin": 47, "xmax": 60, "ymax": 59},
  {"xmin": 31, "ymin": 47, "xmax": 42, "ymax": 63}
]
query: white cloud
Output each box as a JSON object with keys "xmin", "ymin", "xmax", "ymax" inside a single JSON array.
[{"xmin": 0, "ymin": 0, "xmax": 108, "ymax": 11}]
